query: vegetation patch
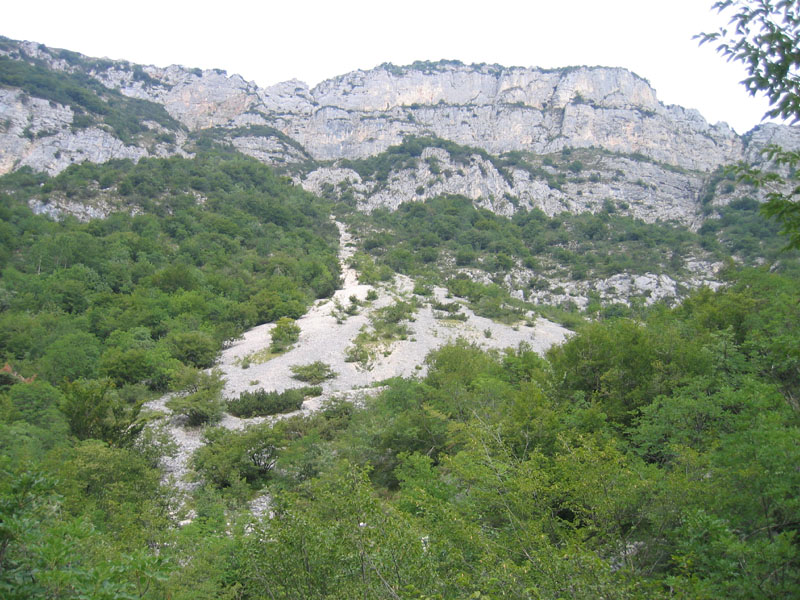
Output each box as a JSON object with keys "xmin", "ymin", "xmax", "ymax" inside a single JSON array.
[
  {"xmin": 332, "ymin": 294, "xmax": 362, "ymax": 323},
  {"xmin": 226, "ymin": 386, "xmax": 322, "ymax": 418},
  {"xmin": 236, "ymin": 347, "xmax": 281, "ymax": 368},
  {"xmin": 290, "ymin": 361, "xmax": 337, "ymax": 385},
  {"xmin": 269, "ymin": 317, "xmax": 301, "ymax": 353},
  {"xmin": 0, "ymin": 150, "xmax": 339, "ymax": 402},
  {"xmin": 340, "ymin": 135, "xmax": 514, "ymax": 187},
  {"xmin": 344, "ymin": 299, "xmax": 418, "ymax": 369},
  {"xmin": 165, "ymin": 369, "xmax": 225, "ymax": 427},
  {"xmin": 0, "ymin": 54, "xmax": 182, "ymax": 143}
]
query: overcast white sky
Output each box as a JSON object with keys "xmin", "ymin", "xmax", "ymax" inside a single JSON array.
[{"xmin": 3, "ymin": 0, "xmax": 785, "ymax": 134}]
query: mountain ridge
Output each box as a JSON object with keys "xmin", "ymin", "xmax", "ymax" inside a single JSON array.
[
  {"xmin": 0, "ymin": 37, "xmax": 777, "ymax": 166},
  {"xmin": 2, "ymin": 35, "xmax": 799, "ymax": 231}
]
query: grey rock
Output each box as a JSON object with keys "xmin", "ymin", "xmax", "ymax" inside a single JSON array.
[
  {"xmin": 1, "ymin": 40, "xmax": 799, "ymax": 230},
  {"xmin": 28, "ymin": 195, "xmax": 136, "ymax": 222},
  {"xmin": 302, "ymin": 145, "xmax": 707, "ymax": 228}
]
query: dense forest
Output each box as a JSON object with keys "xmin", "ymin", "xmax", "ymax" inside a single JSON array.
[
  {"xmin": 2, "ymin": 1, "xmax": 800, "ymax": 596},
  {"xmin": 0, "ymin": 146, "xmax": 798, "ymax": 598}
]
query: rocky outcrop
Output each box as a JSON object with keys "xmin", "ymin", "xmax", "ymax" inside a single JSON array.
[
  {"xmin": 96, "ymin": 66, "xmax": 262, "ymax": 130},
  {"xmin": 98, "ymin": 59, "xmax": 746, "ymax": 171},
  {"xmin": 302, "ymin": 146, "xmax": 706, "ymax": 228},
  {"xmin": 0, "ymin": 40, "xmax": 756, "ymax": 172},
  {"xmin": 285, "ymin": 64, "xmax": 743, "ymax": 172},
  {"xmin": 1, "ymin": 38, "xmax": 798, "ymax": 226},
  {"xmin": 0, "ymin": 88, "xmax": 152, "ymax": 175},
  {"xmin": 523, "ymin": 269, "xmax": 723, "ymax": 310}
]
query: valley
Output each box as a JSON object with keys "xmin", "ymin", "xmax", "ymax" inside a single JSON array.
[{"xmin": 1, "ymin": 25, "xmax": 799, "ymax": 598}]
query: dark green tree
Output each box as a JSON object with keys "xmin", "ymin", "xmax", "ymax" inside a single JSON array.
[{"xmin": 60, "ymin": 378, "xmax": 144, "ymax": 446}]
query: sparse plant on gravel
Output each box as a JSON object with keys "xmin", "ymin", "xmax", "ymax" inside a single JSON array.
[
  {"xmin": 290, "ymin": 361, "xmax": 337, "ymax": 385},
  {"xmin": 270, "ymin": 317, "xmax": 301, "ymax": 353},
  {"xmin": 344, "ymin": 336, "xmax": 373, "ymax": 369},
  {"xmin": 226, "ymin": 386, "xmax": 322, "ymax": 418}
]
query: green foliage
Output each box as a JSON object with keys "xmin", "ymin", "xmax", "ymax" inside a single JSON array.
[
  {"xmin": 351, "ymin": 194, "xmax": 720, "ymax": 310},
  {"xmin": 289, "ymin": 361, "xmax": 337, "ymax": 384},
  {"xmin": 60, "ymin": 378, "xmax": 144, "ymax": 446},
  {"xmin": 6, "ymin": 380, "xmax": 66, "ymax": 430},
  {"xmin": 166, "ymin": 369, "xmax": 224, "ymax": 426},
  {"xmin": 371, "ymin": 298, "xmax": 416, "ymax": 337},
  {"xmin": 3, "ymin": 34, "xmax": 800, "ymax": 597},
  {"xmin": 165, "ymin": 330, "xmax": 217, "ymax": 369},
  {"xmin": 225, "ymin": 386, "xmax": 320, "ymax": 418},
  {"xmin": 699, "ymin": 1, "xmax": 800, "ymax": 249},
  {"xmin": 446, "ymin": 275, "xmax": 526, "ymax": 322},
  {"xmin": 40, "ymin": 331, "xmax": 101, "ymax": 383},
  {"xmin": 0, "ymin": 151, "xmax": 339, "ymax": 392},
  {"xmin": 699, "ymin": 0, "xmax": 800, "ymax": 122},
  {"xmin": 340, "ymin": 135, "xmax": 513, "ymax": 185},
  {"xmin": 192, "ymin": 422, "xmax": 286, "ymax": 488},
  {"xmin": 269, "ymin": 317, "xmax": 301, "ymax": 353},
  {"xmin": 2, "ymin": 260, "xmax": 799, "ymax": 597},
  {"xmin": 240, "ymin": 462, "xmax": 440, "ymax": 599}
]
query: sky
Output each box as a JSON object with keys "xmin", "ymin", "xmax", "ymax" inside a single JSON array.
[{"xmin": 3, "ymin": 0, "xmax": 785, "ymax": 135}]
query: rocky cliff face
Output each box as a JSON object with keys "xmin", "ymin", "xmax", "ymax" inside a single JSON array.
[
  {"xmin": 89, "ymin": 58, "xmax": 744, "ymax": 171},
  {"xmin": 285, "ymin": 63, "xmax": 743, "ymax": 172},
  {"xmin": 0, "ymin": 88, "xmax": 161, "ymax": 175},
  {"xmin": 302, "ymin": 145, "xmax": 707, "ymax": 228},
  {"xmin": 0, "ymin": 38, "xmax": 797, "ymax": 227}
]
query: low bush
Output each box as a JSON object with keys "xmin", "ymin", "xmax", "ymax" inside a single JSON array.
[
  {"xmin": 166, "ymin": 369, "xmax": 225, "ymax": 426},
  {"xmin": 270, "ymin": 317, "xmax": 301, "ymax": 353},
  {"xmin": 290, "ymin": 361, "xmax": 337, "ymax": 385},
  {"xmin": 226, "ymin": 386, "xmax": 321, "ymax": 418}
]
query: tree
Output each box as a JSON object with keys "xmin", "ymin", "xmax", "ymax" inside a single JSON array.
[
  {"xmin": 699, "ymin": 0, "xmax": 800, "ymax": 248},
  {"xmin": 40, "ymin": 331, "xmax": 101, "ymax": 383},
  {"xmin": 60, "ymin": 379, "xmax": 144, "ymax": 446},
  {"xmin": 165, "ymin": 330, "xmax": 217, "ymax": 369},
  {"xmin": 269, "ymin": 317, "xmax": 300, "ymax": 353},
  {"xmin": 165, "ymin": 368, "xmax": 224, "ymax": 426}
]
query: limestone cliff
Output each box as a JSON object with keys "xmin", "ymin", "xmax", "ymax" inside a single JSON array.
[{"xmin": 0, "ymin": 38, "xmax": 797, "ymax": 227}]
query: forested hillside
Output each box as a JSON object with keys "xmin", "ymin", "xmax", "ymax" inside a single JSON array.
[
  {"xmin": 1, "ymin": 150, "xmax": 798, "ymax": 597},
  {"xmin": 2, "ymin": 250, "xmax": 799, "ymax": 597},
  {"xmin": 2, "ymin": 2, "xmax": 800, "ymax": 597},
  {"xmin": 0, "ymin": 150, "xmax": 339, "ymax": 424}
]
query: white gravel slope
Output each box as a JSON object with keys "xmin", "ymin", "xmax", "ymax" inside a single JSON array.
[
  {"xmin": 148, "ymin": 221, "xmax": 570, "ymax": 491},
  {"xmin": 218, "ymin": 222, "xmax": 568, "ymax": 401}
]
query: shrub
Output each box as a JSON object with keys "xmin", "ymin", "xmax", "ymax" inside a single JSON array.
[
  {"xmin": 226, "ymin": 386, "xmax": 321, "ymax": 418},
  {"xmin": 431, "ymin": 300, "xmax": 462, "ymax": 313},
  {"xmin": 413, "ymin": 281, "xmax": 432, "ymax": 296},
  {"xmin": 166, "ymin": 369, "xmax": 225, "ymax": 426},
  {"xmin": 270, "ymin": 317, "xmax": 301, "ymax": 353},
  {"xmin": 166, "ymin": 330, "xmax": 217, "ymax": 369},
  {"xmin": 290, "ymin": 361, "xmax": 337, "ymax": 385},
  {"xmin": 344, "ymin": 341, "xmax": 371, "ymax": 366},
  {"xmin": 192, "ymin": 422, "xmax": 285, "ymax": 488}
]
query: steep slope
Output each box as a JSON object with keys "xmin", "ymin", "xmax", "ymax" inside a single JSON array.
[
  {"xmin": 2, "ymin": 37, "xmax": 799, "ymax": 244},
  {"xmin": 1, "ymin": 38, "xmax": 793, "ymax": 173}
]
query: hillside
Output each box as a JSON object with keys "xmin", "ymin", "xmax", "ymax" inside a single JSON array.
[
  {"xmin": 3, "ymin": 35, "xmax": 799, "ymax": 309},
  {"xmin": 2, "ymin": 37, "xmax": 799, "ymax": 217},
  {"xmin": 1, "ymin": 34, "xmax": 799, "ymax": 599}
]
